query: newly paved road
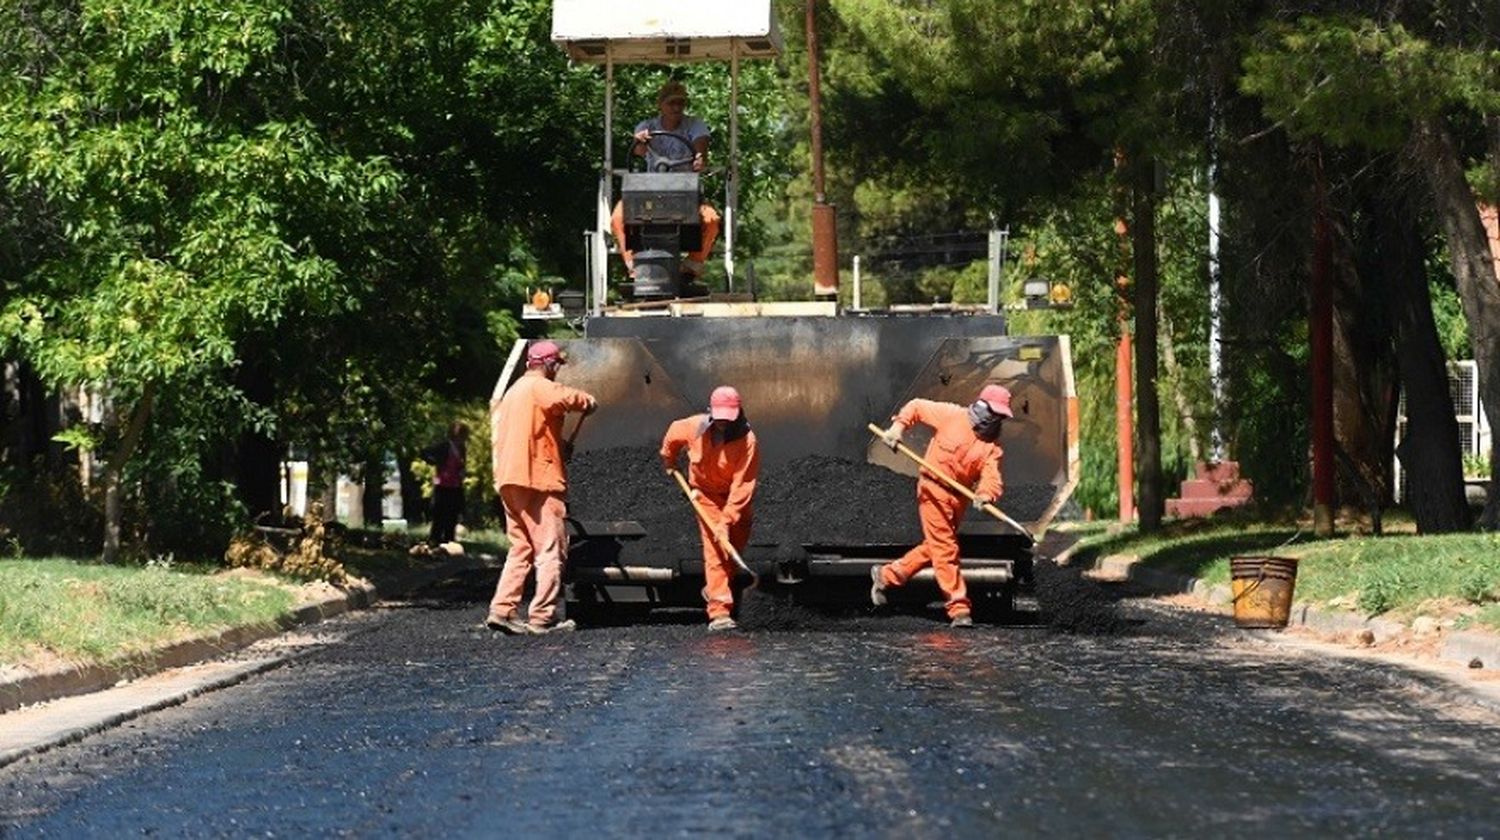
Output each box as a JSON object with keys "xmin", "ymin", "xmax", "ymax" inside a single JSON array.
[{"xmin": 3, "ymin": 570, "xmax": 1499, "ymax": 837}]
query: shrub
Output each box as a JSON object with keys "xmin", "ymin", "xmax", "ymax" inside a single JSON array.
[
  {"xmin": 1356, "ymin": 566, "xmax": 1407, "ymax": 615},
  {"xmin": 225, "ymin": 503, "xmax": 347, "ymax": 584}
]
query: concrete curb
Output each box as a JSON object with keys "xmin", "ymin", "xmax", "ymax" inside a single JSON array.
[
  {"xmin": 0, "ymin": 554, "xmax": 483, "ymax": 715},
  {"xmin": 1088, "ymin": 553, "xmax": 1500, "ymax": 670},
  {"xmin": 0, "ymin": 657, "xmax": 287, "ymax": 769}
]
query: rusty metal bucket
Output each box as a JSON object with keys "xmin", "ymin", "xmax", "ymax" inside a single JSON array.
[{"xmin": 1230, "ymin": 556, "xmax": 1298, "ymax": 629}]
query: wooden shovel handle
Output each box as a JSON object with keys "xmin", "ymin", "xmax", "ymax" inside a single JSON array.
[
  {"xmin": 567, "ymin": 412, "xmax": 588, "ymax": 446},
  {"xmin": 669, "ymin": 469, "xmax": 752, "ymax": 573},
  {"xmin": 867, "ymin": 423, "xmax": 1036, "ymax": 543}
]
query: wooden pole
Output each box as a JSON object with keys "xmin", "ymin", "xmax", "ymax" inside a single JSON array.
[
  {"xmin": 806, "ymin": 0, "xmax": 839, "ymax": 298},
  {"xmin": 1113, "ymin": 150, "xmax": 1136, "ymax": 524}
]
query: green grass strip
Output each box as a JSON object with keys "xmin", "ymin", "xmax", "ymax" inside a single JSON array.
[
  {"xmin": 0, "ymin": 558, "xmax": 297, "ymax": 667},
  {"xmin": 1071, "ymin": 523, "xmax": 1500, "ymax": 630}
]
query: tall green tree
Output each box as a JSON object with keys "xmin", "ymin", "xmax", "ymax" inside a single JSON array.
[
  {"xmin": 0, "ymin": 0, "xmax": 404, "ymax": 559},
  {"xmin": 819, "ymin": 0, "xmax": 1186, "ymax": 528},
  {"xmin": 0, "ymin": 0, "xmax": 792, "ymax": 557},
  {"xmin": 1242, "ymin": 11, "xmax": 1500, "ymax": 526}
]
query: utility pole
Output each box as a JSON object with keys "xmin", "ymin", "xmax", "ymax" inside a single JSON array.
[
  {"xmin": 806, "ymin": 0, "xmax": 839, "ymax": 299},
  {"xmin": 1134, "ymin": 159, "xmax": 1162, "ymax": 531},
  {"xmin": 1113, "ymin": 149, "xmax": 1136, "ymax": 524},
  {"xmin": 987, "ymin": 224, "xmax": 1008, "ymax": 314}
]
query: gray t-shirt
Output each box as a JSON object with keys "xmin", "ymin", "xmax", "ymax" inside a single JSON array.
[{"xmin": 635, "ymin": 116, "xmax": 709, "ymax": 173}]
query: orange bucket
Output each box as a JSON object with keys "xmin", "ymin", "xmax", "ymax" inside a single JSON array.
[{"xmin": 1229, "ymin": 556, "xmax": 1298, "ymax": 629}]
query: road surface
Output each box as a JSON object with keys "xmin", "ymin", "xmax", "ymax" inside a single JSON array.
[{"xmin": 3, "ymin": 570, "xmax": 1499, "ymax": 837}]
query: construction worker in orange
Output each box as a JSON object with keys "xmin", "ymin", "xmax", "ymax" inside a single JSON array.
[
  {"xmin": 486, "ymin": 340, "xmax": 597, "ymax": 635},
  {"xmin": 660, "ymin": 386, "xmax": 760, "ymax": 632},
  {"xmin": 872, "ymin": 384, "xmax": 1012, "ymax": 628}
]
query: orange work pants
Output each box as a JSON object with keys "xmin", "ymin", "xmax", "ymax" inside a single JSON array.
[
  {"xmin": 491, "ymin": 485, "xmax": 569, "ymax": 627},
  {"xmin": 879, "ymin": 481, "xmax": 971, "ymax": 618},
  {"xmin": 610, "ymin": 201, "xmax": 721, "ymax": 275},
  {"xmin": 694, "ymin": 493, "xmax": 751, "ymax": 620}
]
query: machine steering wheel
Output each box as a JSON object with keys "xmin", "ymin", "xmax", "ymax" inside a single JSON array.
[{"xmin": 639, "ymin": 130, "xmax": 701, "ymax": 172}]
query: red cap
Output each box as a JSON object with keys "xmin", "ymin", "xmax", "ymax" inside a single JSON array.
[
  {"xmin": 526, "ymin": 340, "xmax": 566, "ymax": 367},
  {"xmin": 709, "ymin": 386, "xmax": 742, "ymax": 421},
  {"xmin": 979, "ymin": 384, "xmax": 1013, "ymax": 418}
]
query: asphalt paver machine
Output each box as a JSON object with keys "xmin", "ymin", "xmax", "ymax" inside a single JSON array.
[{"xmin": 495, "ymin": 1, "xmax": 1081, "ymax": 619}]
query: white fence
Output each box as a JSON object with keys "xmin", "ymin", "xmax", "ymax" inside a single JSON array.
[{"xmin": 1394, "ymin": 360, "xmax": 1492, "ymax": 502}]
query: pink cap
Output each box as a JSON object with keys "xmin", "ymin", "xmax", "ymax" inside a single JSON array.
[
  {"xmin": 526, "ymin": 340, "xmax": 566, "ymax": 366},
  {"xmin": 709, "ymin": 386, "xmax": 742, "ymax": 421},
  {"xmin": 979, "ymin": 384, "xmax": 1013, "ymax": 418}
]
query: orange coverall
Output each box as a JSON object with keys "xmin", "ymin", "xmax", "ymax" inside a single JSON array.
[
  {"xmin": 661, "ymin": 415, "xmax": 760, "ymax": 620},
  {"xmin": 489, "ymin": 370, "xmax": 596, "ymax": 627},
  {"xmin": 610, "ymin": 202, "xmax": 722, "ymax": 276},
  {"xmin": 880, "ymin": 399, "xmax": 1004, "ymax": 618}
]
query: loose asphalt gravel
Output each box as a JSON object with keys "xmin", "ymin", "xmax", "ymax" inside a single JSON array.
[
  {"xmin": 3, "ymin": 567, "xmax": 1500, "ymax": 837},
  {"xmin": 567, "ymin": 448, "xmax": 1056, "ymax": 562}
]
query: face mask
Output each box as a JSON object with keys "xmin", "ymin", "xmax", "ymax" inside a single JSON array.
[
  {"xmin": 968, "ymin": 400, "xmax": 1003, "ymax": 441},
  {"xmin": 700, "ymin": 413, "xmax": 750, "ymax": 443}
]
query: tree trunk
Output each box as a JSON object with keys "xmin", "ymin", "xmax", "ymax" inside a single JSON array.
[
  {"xmin": 398, "ymin": 451, "xmax": 425, "ymax": 525},
  {"xmin": 1411, "ymin": 117, "xmax": 1500, "ymax": 528},
  {"xmin": 1485, "ymin": 115, "xmax": 1500, "ymax": 203},
  {"xmin": 1329, "ymin": 192, "xmax": 1398, "ymax": 528},
  {"xmin": 234, "ymin": 348, "xmax": 281, "ymax": 524},
  {"xmin": 362, "ymin": 454, "xmax": 385, "ymax": 530},
  {"xmin": 1362, "ymin": 182, "xmax": 1471, "ymax": 532},
  {"xmin": 8, "ymin": 361, "xmax": 53, "ymax": 464},
  {"xmin": 101, "ymin": 382, "xmax": 156, "ymax": 563},
  {"xmin": 1, "ymin": 361, "xmax": 16, "ymax": 466},
  {"xmin": 1159, "ymin": 318, "xmax": 1202, "ymax": 464},
  {"xmin": 1488, "ymin": 113, "xmax": 1500, "ymax": 521},
  {"xmin": 1133, "ymin": 160, "xmax": 1164, "ymax": 530}
]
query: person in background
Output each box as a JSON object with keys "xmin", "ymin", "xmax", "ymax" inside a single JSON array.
[
  {"xmin": 660, "ymin": 386, "xmax": 759, "ymax": 632},
  {"xmin": 422, "ymin": 421, "xmax": 469, "ymax": 551},
  {"xmin": 487, "ymin": 340, "xmax": 597, "ymax": 635},
  {"xmin": 870, "ymin": 384, "xmax": 1012, "ymax": 628}
]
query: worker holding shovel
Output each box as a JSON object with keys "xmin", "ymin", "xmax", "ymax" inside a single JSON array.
[
  {"xmin": 487, "ymin": 340, "xmax": 597, "ymax": 636},
  {"xmin": 661, "ymin": 386, "xmax": 760, "ymax": 632},
  {"xmin": 871, "ymin": 384, "xmax": 1012, "ymax": 628}
]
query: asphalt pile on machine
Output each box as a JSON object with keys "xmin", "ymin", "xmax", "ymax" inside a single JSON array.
[
  {"xmin": 755, "ymin": 455, "xmax": 923, "ymax": 547},
  {"xmin": 565, "ymin": 447, "xmax": 698, "ymax": 559},
  {"xmin": 566, "ymin": 448, "xmax": 924, "ymax": 556}
]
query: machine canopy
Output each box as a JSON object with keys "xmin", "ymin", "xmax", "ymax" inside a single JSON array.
[{"xmin": 552, "ymin": 0, "xmax": 783, "ymax": 64}]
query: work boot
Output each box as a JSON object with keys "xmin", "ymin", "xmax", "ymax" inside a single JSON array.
[
  {"xmin": 679, "ymin": 272, "xmax": 709, "ymax": 298},
  {"xmin": 870, "ymin": 565, "xmax": 888, "ymax": 607},
  {"xmin": 707, "ymin": 616, "xmax": 738, "ymax": 633},
  {"xmin": 485, "ymin": 612, "xmax": 529, "ymax": 635},
  {"xmin": 525, "ymin": 619, "xmax": 578, "ymax": 635},
  {"xmin": 949, "ymin": 612, "xmax": 974, "ymax": 629}
]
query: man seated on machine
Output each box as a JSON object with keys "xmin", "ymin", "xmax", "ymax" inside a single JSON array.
[{"xmin": 609, "ymin": 80, "xmax": 722, "ymax": 286}]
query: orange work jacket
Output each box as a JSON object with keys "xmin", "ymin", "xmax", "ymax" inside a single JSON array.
[
  {"xmin": 893, "ymin": 399, "xmax": 1004, "ymax": 502},
  {"xmin": 660, "ymin": 414, "xmax": 760, "ymax": 528},
  {"xmin": 490, "ymin": 371, "xmax": 595, "ymax": 493}
]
